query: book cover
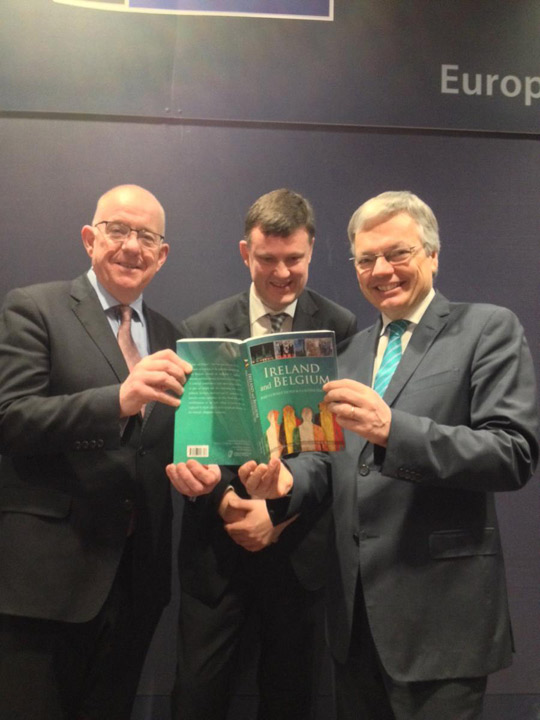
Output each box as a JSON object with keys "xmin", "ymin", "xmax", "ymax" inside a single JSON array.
[{"xmin": 173, "ymin": 330, "xmax": 344, "ymax": 465}]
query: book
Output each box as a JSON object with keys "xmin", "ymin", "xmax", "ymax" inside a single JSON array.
[{"xmin": 173, "ymin": 330, "xmax": 345, "ymax": 465}]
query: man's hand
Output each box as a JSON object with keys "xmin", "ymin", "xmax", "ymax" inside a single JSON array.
[
  {"xmin": 119, "ymin": 349, "xmax": 192, "ymax": 417},
  {"xmin": 238, "ymin": 458, "xmax": 293, "ymax": 499},
  {"xmin": 218, "ymin": 490, "xmax": 248, "ymax": 523},
  {"xmin": 220, "ymin": 493, "xmax": 297, "ymax": 552},
  {"xmin": 323, "ymin": 379, "xmax": 392, "ymax": 447},
  {"xmin": 166, "ymin": 460, "xmax": 221, "ymax": 497}
]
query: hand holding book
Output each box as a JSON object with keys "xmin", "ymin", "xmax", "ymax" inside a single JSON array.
[
  {"xmin": 166, "ymin": 459, "xmax": 221, "ymax": 498},
  {"xmin": 238, "ymin": 458, "xmax": 293, "ymax": 499}
]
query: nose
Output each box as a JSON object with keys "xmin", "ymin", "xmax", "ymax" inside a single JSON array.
[
  {"xmin": 121, "ymin": 231, "xmax": 142, "ymax": 251},
  {"xmin": 272, "ymin": 261, "xmax": 290, "ymax": 278},
  {"xmin": 371, "ymin": 254, "xmax": 394, "ymax": 274}
]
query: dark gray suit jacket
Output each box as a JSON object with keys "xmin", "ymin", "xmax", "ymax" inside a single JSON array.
[
  {"xmin": 0, "ymin": 274, "xmax": 179, "ymax": 622},
  {"xmin": 285, "ymin": 293, "xmax": 539, "ymax": 680},
  {"xmin": 177, "ymin": 288, "xmax": 357, "ymax": 603}
]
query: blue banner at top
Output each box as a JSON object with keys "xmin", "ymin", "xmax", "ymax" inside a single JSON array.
[
  {"xmin": 6, "ymin": 0, "xmax": 540, "ymax": 133},
  {"xmin": 53, "ymin": 0, "xmax": 333, "ymax": 19},
  {"xmin": 132, "ymin": 0, "xmax": 331, "ymax": 17}
]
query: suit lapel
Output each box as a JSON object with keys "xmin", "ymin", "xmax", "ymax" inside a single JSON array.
[
  {"xmin": 223, "ymin": 292, "xmax": 251, "ymax": 339},
  {"xmin": 292, "ymin": 291, "xmax": 318, "ymax": 332},
  {"xmin": 70, "ymin": 275, "xmax": 128, "ymax": 382},
  {"xmin": 383, "ymin": 292, "xmax": 451, "ymax": 406}
]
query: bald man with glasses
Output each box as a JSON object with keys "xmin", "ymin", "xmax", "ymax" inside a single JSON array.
[{"xmin": 0, "ymin": 184, "xmax": 196, "ymax": 720}]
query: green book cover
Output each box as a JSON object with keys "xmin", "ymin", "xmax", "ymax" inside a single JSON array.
[{"xmin": 173, "ymin": 330, "xmax": 344, "ymax": 465}]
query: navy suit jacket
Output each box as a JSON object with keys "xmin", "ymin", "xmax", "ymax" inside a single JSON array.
[
  {"xmin": 177, "ymin": 288, "xmax": 357, "ymax": 603},
  {"xmin": 0, "ymin": 274, "xmax": 179, "ymax": 622},
  {"xmin": 285, "ymin": 293, "xmax": 539, "ymax": 680}
]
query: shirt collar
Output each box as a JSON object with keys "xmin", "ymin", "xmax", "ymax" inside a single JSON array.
[
  {"xmin": 87, "ymin": 268, "xmax": 145, "ymax": 320},
  {"xmin": 379, "ymin": 287, "xmax": 435, "ymax": 336},
  {"xmin": 248, "ymin": 283, "xmax": 298, "ymax": 325}
]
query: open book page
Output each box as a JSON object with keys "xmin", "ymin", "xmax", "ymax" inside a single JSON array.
[
  {"xmin": 173, "ymin": 339, "xmax": 262, "ymax": 464},
  {"xmin": 173, "ymin": 330, "xmax": 344, "ymax": 465},
  {"xmin": 244, "ymin": 330, "xmax": 344, "ymax": 459}
]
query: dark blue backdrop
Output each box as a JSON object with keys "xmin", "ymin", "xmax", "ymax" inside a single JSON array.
[{"xmin": 1, "ymin": 0, "xmax": 539, "ymax": 715}]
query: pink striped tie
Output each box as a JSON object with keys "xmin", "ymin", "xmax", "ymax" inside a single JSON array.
[{"xmin": 117, "ymin": 305, "xmax": 141, "ymax": 371}]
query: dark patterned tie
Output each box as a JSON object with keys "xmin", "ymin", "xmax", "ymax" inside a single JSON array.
[
  {"xmin": 373, "ymin": 320, "xmax": 409, "ymax": 397},
  {"xmin": 116, "ymin": 305, "xmax": 142, "ymax": 371},
  {"xmin": 268, "ymin": 312, "xmax": 288, "ymax": 333}
]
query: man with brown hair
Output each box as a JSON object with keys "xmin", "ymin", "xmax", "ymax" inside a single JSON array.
[{"xmin": 170, "ymin": 188, "xmax": 357, "ymax": 720}]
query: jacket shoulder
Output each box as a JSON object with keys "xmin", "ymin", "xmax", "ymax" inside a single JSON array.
[
  {"xmin": 178, "ymin": 292, "xmax": 247, "ymax": 337},
  {"xmin": 4, "ymin": 278, "xmax": 74, "ymax": 302},
  {"xmin": 1, "ymin": 277, "xmax": 92, "ymax": 319},
  {"xmin": 304, "ymin": 288, "xmax": 355, "ymax": 318},
  {"xmin": 302, "ymin": 288, "xmax": 357, "ymax": 341}
]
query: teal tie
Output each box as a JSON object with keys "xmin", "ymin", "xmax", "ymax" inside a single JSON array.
[{"xmin": 373, "ymin": 320, "xmax": 409, "ymax": 397}]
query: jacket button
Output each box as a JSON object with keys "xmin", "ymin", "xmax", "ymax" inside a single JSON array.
[
  {"xmin": 138, "ymin": 447, "xmax": 146, "ymax": 457},
  {"xmin": 81, "ymin": 440, "xmax": 89, "ymax": 450},
  {"xmin": 74, "ymin": 441, "xmax": 81, "ymax": 450},
  {"xmin": 97, "ymin": 439, "xmax": 104, "ymax": 448},
  {"xmin": 358, "ymin": 464, "xmax": 370, "ymax": 477},
  {"xmin": 123, "ymin": 498, "xmax": 134, "ymax": 512}
]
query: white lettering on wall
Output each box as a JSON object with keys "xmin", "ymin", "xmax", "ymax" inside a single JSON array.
[{"xmin": 441, "ymin": 64, "xmax": 540, "ymax": 106}]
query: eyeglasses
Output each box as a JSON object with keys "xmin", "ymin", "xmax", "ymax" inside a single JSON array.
[
  {"xmin": 95, "ymin": 221, "xmax": 164, "ymax": 249},
  {"xmin": 350, "ymin": 246, "xmax": 421, "ymax": 272}
]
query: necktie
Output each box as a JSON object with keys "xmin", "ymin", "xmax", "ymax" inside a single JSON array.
[
  {"xmin": 116, "ymin": 305, "xmax": 142, "ymax": 371},
  {"xmin": 116, "ymin": 305, "xmax": 143, "ymax": 531},
  {"xmin": 373, "ymin": 320, "xmax": 409, "ymax": 397},
  {"xmin": 268, "ymin": 312, "xmax": 288, "ymax": 333}
]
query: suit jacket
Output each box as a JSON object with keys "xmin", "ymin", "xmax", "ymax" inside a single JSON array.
[
  {"xmin": 177, "ymin": 288, "xmax": 357, "ymax": 604},
  {"xmin": 284, "ymin": 293, "xmax": 539, "ymax": 681},
  {"xmin": 0, "ymin": 274, "xmax": 179, "ymax": 623}
]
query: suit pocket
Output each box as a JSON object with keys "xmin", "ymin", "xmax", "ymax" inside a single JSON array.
[
  {"xmin": 0, "ymin": 486, "xmax": 72, "ymax": 518},
  {"xmin": 406, "ymin": 367, "xmax": 461, "ymax": 393},
  {"xmin": 429, "ymin": 528, "xmax": 498, "ymax": 559}
]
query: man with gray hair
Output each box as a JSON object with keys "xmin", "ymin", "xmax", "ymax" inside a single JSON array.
[
  {"xmin": 237, "ymin": 190, "xmax": 539, "ymax": 719},
  {"xmin": 170, "ymin": 188, "xmax": 357, "ymax": 720}
]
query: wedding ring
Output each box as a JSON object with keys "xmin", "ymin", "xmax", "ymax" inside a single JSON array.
[{"xmin": 350, "ymin": 406, "xmax": 356, "ymax": 420}]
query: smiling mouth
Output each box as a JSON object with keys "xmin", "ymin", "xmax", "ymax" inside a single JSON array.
[
  {"xmin": 375, "ymin": 282, "xmax": 402, "ymax": 292},
  {"xmin": 270, "ymin": 281, "xmax": 291, "ymax": 289}
]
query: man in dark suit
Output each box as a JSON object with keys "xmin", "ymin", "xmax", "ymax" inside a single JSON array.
[
  {"xmin": 238, "ymin": 191, "xmax": 539, "ymax": 720},
  {"xmin": 169, "ymin": 189, "xmax": 357, "ymax": 720},
  {"xmin": 0, "ymin": 185, "xmax": 194, "ymax": 720}
]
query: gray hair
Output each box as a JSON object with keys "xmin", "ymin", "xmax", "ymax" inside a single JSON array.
[
  {"xmin": 347, "ymin": 191, "xmax": 440, "ymax": 256},
  {"xmin": 244, "ymin": 188, "xmax": 315, "ymax": 245}
]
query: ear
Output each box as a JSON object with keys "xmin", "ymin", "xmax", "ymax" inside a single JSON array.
[
  {"xmin": 81, "ymin": 225, "xmax": 96, "ymax": 260},
  {"xmin": 155, "ymin": 242, "xmax": 169, "ymax": 271},
  {"xmin": 239, "ymin": 240, "xmax": 250, "ymax": 267},
  {"xmin": 430, "ymin": 251, "xmax": 439, "ymax": 277},
  {"xmin": 307, "ymin": 237, "xmax": 315, "ymax": 263}
]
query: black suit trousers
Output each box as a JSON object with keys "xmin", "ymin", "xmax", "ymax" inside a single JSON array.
[
  {"xmin": 0, "ymin": 542, "xmax": 162, "ymax": 720},
  {"xmin": 333, "ymin": 575, "xmax": 487, "ymax": 720},
  {"xmin": 173, "ymin": 545, "xmax": 326, "ymax": 720}
]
